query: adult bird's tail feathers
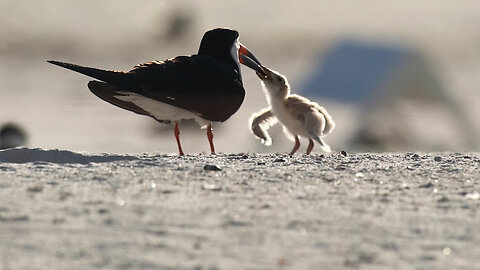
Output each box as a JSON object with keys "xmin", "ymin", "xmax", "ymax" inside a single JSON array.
[{"xmin": 47, "ymin": 60, "xmax": 128, "ymax": 85}]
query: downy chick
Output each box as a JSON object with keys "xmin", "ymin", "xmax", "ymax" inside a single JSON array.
[{"xmin": 249, "ymin": 65, "xmax": 335, "ymax": 154}]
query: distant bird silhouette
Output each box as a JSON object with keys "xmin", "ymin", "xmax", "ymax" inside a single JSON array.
[
  {"xmin": 247, "ymin": 63, "xmax": 335, "ymax": 155},
  {"xmin": 48, "ymin": 28, "xmax": 264, "ymax": 155},
  {"xmin": 0, "ymin": 123, "xmax": 27, "ymax": 150}
]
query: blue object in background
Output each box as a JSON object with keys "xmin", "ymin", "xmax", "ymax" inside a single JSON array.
[{"xmin": 301, "ymin": 40, "xmax": 410, "ymax": 104}]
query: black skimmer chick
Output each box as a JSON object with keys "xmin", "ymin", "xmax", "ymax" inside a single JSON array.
[
  {"xmin": 48, "ymin": 28, "xmax": 264, "ymax": 155},
  {"xmin": 245, "ymin": 62, "xmax": 335, "ymax": 155}
]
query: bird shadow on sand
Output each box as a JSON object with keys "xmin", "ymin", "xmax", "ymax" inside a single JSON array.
[{"xmin": 0, "ymin": 147, "xmax": 139, "ymax": 164}]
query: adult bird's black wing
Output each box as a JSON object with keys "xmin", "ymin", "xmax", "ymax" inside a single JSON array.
[
  {"xmin": 48, "ymin": 55, "xmax": 245, "ymax": 122},
  {"xmin": 124, "ymin": 55, "xmax": 245, "ymax": 122}
]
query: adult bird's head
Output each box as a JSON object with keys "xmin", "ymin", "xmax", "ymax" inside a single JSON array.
[{"xmin": 198, "ymin": 28, "xmax": 265, "ymax": 79}]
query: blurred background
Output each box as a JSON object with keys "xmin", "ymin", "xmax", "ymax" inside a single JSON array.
[{"xmin": 1, "ymin": 0, "xmax": 480, "ymax": 154}]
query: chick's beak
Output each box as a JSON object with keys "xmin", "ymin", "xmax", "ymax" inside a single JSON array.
[
  {"xmin": 238, "ymin": 43, "xmax": 266, "ymax": 76},
  {"xmin": 256, "ymin": 65, "xmax": 272, "ymax": 81}
]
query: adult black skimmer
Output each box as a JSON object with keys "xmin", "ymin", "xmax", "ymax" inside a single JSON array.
[
  {"xmin": 246, "ymin": 63, "xmax": 335, "ymax": 155},
  {"xmin": 48, "ymin": 28, "xmax": 264, "ymax": 155}
]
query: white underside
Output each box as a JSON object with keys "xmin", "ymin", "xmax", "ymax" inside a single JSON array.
[
  {"xmin": 270, "ymin": 100, "xmax": 323, "ymax": 138},
  {"xmin": 115, "ymin": 92, "xmax": 210, "ymax": 128},
  {"xmin": 271, "ymin": 101, "xmax": 332, "ymax": 153}
]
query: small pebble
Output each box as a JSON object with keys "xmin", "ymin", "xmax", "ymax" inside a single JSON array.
[
  {"xmin": 203, "ymin": 164, "xmax": 222, "ymax": 171},
  {"xmin": 97, "ymin": 208, "xmax": 109, "ymax": 214},
  {"xmin": 52, "ymin": 218, "xmax": 66, "ymax": 224},
  {"xmin": 419, "ymin": 182, "xmax": 434, "ymax": 188},
  {"xmin": 355, "ymin": 172, "xmax": 365, "ymax": 178},
  {"xmin": 434, "ymin": 156, "xmax": 442, "ymax": 162},
  {"xmin": 202, "ymin": 184, "xmax": 222, "ymax": 191},
  {"xmin": 341, "ymin": 150, "xmax": 347, "ymax": 156},
  {"xmin": 437, "ymin": 196, "xmax": 449, "ymax": 203},
  {"xmin": 465, "ymin": 192, "xmax": 480, "ymax": 200},
  {"xmin": 27, "ymin": 184, "xmax": 44, "ymax": 193},
  {"xmin": 259, "ymin": 203, "xmax": 270, "ymax": 209}
]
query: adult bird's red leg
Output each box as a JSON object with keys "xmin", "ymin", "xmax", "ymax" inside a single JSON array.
[
  {"xmin": 206, "ymin": 123, "xmax": 215, "ymax": 154},
  {"xmin": 289, "ymin": 135, "xmax": 300, "ymax": 155},
  {"xmin": 306, "ymin": 139, "xmax": 314, "ymax": 155},
  {"xmin": 174, "ymin": 122, "xmax": 185, "ymax": 156}
]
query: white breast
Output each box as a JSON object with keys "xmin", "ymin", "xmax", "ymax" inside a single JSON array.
[
  {"xmin": 270, "ymin": 100, "xmax": 307, "ymax": 137},
  {"xmin": 115, "ymin": 92, "xmax": 210, "ymax": 127}
]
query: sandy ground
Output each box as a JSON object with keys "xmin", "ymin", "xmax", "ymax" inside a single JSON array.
[
  {"xmin": 1, "ymin": 147, "xmax": 479, "ymax": 270},
  {"xmin": 1, "ymin": 5, "xmax": 480, "ymax": 268}
]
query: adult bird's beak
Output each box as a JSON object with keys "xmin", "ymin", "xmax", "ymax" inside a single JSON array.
[{"xmin": 238, "ymin": 43, "xmax": 266, "ymax": 76}]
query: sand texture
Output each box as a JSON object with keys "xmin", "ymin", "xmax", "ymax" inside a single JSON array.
[{"xmin": 0, "ymin": 148, "xmax": 479, "ymax": 269}]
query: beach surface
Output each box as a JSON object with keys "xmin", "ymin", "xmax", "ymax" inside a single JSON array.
[{"xmin": 1, "ymin": 148, "xmax": 479, "ymax": 269}]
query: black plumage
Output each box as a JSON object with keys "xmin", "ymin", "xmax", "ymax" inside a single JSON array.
[{"xmin": 48, "ymin": 28, "xmax": 262, "ymax": 155}]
